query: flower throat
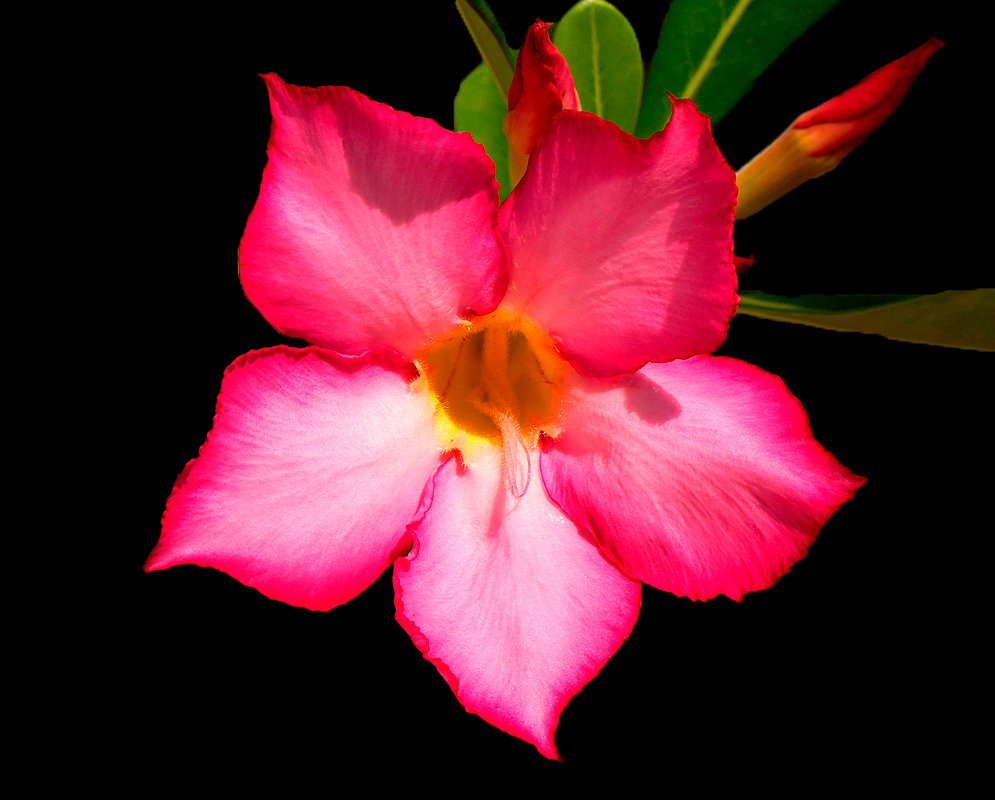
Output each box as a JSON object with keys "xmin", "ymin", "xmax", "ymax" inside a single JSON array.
[{"xmin": 416, "ymin": 311, "xmax": 567, "ymax": 494}]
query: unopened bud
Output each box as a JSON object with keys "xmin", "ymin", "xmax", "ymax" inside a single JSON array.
[
  {"xmin": 503, "ymin": 20, "xmax": 581, "ymax": 188},
  {"xmin": 735, "ymin": 38, "xmax": 943, "ymax": 220}
]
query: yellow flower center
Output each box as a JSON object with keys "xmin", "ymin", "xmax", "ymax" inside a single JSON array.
[{"xmin": 416, "ymin": 310, "xmax": 567, "ymax": 481}]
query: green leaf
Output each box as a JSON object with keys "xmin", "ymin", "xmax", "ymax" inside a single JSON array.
[
  {"xmin": 636, "ymin": 0, "xmax": 839, "ymax": 137},
  {"xmin": 454, "ymin": 62, "xmax": 512, "ymax": 199},
  {"xmin": 455, "ymin": 0, "xmax": 516, "ymax": 99},
  {"xmin": 736, "ymin": 290, "xmax": 995, "ymax": 351},
  {"xmin": 551, "ymin": 0, "xmax": 643, "ymax": 134}
]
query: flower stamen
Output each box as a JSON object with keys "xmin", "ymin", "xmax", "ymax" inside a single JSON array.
[{"xmin": 416, "ymin": 310, "xmax": 566, "ymax": 470}]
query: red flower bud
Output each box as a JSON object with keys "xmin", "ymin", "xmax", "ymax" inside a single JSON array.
[
  {"xmin": 735, "ymin": 37, "xmax": 943, "ymax": 220},
  {"xmin": 503, "ymin": 20, "xmax": 581, "ymax": 188}
]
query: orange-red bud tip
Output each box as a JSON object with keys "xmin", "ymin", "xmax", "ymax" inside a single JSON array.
[
  {"xmin": 733, "ymin": 253, "xmax": 755, "ymax": 274},
  {"xmin": 735, "ymin": 38, "xmax": 942, "ymax": 220},
  {"xmin": 793, "ymin": 37, "xmax": 943, "ymax": 158}
]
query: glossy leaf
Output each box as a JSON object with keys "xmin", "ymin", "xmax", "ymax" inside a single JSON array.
[
  {"xmin": 737, "ymin": 290, "xmax": 995, "ymax": 351},
  {"xmin": 454, "ymin": 62, "xmax": 512, "ymax": 199},
  {"xmin": 636, "ymin": 0, "xmax": 839, "ymax": 137},
  {"xmin": 455, "ymin": 0, "xmax": 516, "ymax": 99},
  {"xmin": 551, "ymin": 0, "xmax": 643, "ymax": 134}
]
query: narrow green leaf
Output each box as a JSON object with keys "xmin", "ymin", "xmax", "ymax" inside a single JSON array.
[
  {"xmin": 455, "ymin": 0, "xmax": 516, "ymax": 99},
  {"xmin": 551, "ymin": 0, "xmax": 643, "ymax": 134},
  {"xmin": 737, "ymin": 290, "xmax": 995, "ymax": 351},
  {"xmin": 636, "ymin": 0, "xmax": 839, "ymax": 137},
  {"xmin": 454, "ymin": 62, "xmax": 512, "ymax": 199}
]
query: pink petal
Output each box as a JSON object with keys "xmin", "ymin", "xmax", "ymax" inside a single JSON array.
[
  {"xmin": 541, "ymin": 357, "xmax": 865, "ymax": 601},
  {"xmin": 394, "ymin": 448, "xmax": 640, "ymax": 759},
  {"xmin": 146, "ymin": 346, "xmax": 442, "ymax": 611},
  {"xmin": 497, "ymin": 102, "xmax": 738, "ymax": 380},
  {"xmin": 239, "ymin": 74, "xmax": 507, "ymax": 361}
]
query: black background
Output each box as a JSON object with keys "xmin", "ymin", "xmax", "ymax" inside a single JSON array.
[{"xmin": 123, "ymin": 0, "xmax": 983, "ymax": 783}]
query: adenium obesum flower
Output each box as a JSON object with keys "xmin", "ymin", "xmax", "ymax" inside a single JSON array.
[
  {"xmin": 147, "ymin": 69, "xmax": 863, "ymax": 758},
  {"xmin": 504, "ymin": 19, "xmax": 580, "ymax": 188},
  {"xmin": 736, "ymin": 37, "xmax": 943, "ymax": 220}
]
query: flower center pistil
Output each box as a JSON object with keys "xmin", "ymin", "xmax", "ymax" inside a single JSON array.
[{"xmin": 416, "ymin": 310, "xmax": 567, "ymax": 495}]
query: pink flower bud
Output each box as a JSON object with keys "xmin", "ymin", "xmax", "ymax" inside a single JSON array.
[
  {"xmin": 503, "ymin": 20, "xmax": 581, "ymax": 188},
  {"xmin": 735, "ymin": 37, "xmax": 943, "ymax": 220}
]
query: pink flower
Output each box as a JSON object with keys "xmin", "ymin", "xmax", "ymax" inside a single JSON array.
[
  {"xmin": 147, "ymin": 72, "xmax": 863, "ymax": 759},
  {"xmin": 503, "ymin": 19, "xmax": 581, "ymax": 188},
  {"xmin": 736, "ymin": 38, "xmax": 943, "ymax": 219}
]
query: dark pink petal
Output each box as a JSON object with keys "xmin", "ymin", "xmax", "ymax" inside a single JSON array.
[
  {"xmin": 146, "ymin": 347, "xmax": 442, "ymax": 611},
  {"xmin": 239, "ymin": 74, "xmax": 507, "ymax": 360},
  {"xmin": 541, "ymin": 357, "xmax": 865, "ymax": 602},
  {"xmin": 498, "ymin": 103, "xmax": 738, "ymax": 381},
  {"xmin": 394, "ymin": 448, "xmax": 640, "ymax": 759}
]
